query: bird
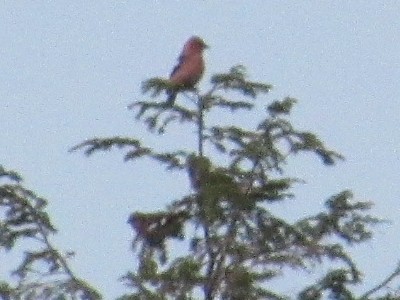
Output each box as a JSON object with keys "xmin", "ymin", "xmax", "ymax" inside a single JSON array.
[{"xmin": 166, "ymin": 36, "xmax": 208, "ymax": 105}]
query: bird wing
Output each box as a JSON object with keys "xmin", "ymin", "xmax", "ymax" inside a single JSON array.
[{"xmin": 169, "ymin": 54, "xmax": 186, "ymax": 78}]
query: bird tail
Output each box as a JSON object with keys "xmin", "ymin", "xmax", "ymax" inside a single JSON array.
[{"xmin": 166, "ymin": 90, "xmax": 177, "ymax": 105}]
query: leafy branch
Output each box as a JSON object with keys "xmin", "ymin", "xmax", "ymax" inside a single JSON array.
[{"xmin": 0, "ymin": 166, "xmax": 101, "ymax": 300}]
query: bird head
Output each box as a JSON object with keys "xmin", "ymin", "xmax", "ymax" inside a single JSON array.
[{"xmin": 184, "ymin": 36, "xmax": 209, "ymax": 54}]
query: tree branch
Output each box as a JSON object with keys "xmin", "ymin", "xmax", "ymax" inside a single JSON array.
[{"xmin": 360, "ymin": 261, "xmax": 400, "ymax": 299}]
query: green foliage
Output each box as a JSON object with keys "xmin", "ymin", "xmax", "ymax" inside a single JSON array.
[
  {"xmin": 0, "ymin": 166, "xmax": 101, "ymax": 300},
  {"xmin": 210, "ymin": 65, "xmax": 272, "ymax": 98},
  {"xmin": 71, "ymin": 65, "xmax": 399, "ymax": 299},
  {"xmin": 0, "ymin": 46, "xmax": 397, "ymax": 298}
]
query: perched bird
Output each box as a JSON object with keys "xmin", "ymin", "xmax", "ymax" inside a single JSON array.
[{"xmin": 166, "ymin": 36, "xmax": 208, "ymax": 105}]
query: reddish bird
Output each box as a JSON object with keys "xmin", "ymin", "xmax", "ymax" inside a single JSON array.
[{"xmin": 167, "ymin": 36, "xmax": 208, "ymax": 105}]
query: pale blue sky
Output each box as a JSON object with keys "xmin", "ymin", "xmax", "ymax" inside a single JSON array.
[{"xmin": 1, "ymin": 1, "xmax": 399, "ymax": 299}]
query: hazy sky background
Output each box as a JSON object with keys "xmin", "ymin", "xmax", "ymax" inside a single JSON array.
[{"xmin": 1, "ymin": 1, "xmax": 399, "ymax": 299}]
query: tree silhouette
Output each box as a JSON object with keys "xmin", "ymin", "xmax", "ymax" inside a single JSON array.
[
  {"xmin": 0, "ymin": 166, "xmax": 100, "ymax": 300},
  {"xmin": 71, "ymin": 65, "xmax": 400, "ymax": 300}
]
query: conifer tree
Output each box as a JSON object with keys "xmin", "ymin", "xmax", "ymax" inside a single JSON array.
[
  {"xmin": 72, "ymin": 65, "xmax": 400, "ymax": 300},
  {"xmin": 0, "ymin": 166, "xmax": 100, "ymax": 300}
]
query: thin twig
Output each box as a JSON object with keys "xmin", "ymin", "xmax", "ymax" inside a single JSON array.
[
  {"xmin": 360, "ymin": 261, "xmax": 400, "ymax": 299},
  {"xmin": 198, "ymin": 97, "xmax": 204, "ymax": 157}
]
